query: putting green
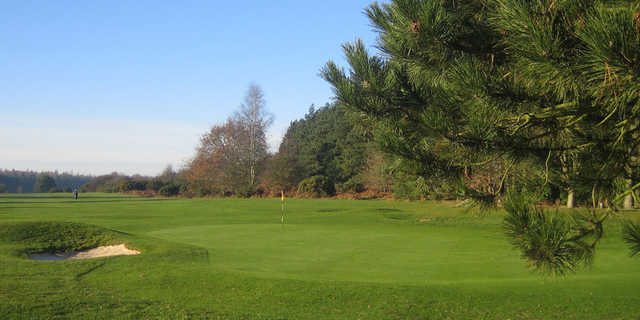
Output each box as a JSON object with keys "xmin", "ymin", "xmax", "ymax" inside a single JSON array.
[
  {"xmin": 148, "ymin": 223, "xmax": 513, "ymax": 283},
  {"xmin": 147, "ymin": 221, "xmax": 638, "ymax": 285}
]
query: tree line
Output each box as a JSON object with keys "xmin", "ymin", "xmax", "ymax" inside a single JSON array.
[
  {"xmin": 176, "ymin": 85, "xmax": 451, "ymax": 200},
  {"xmin": 0, "ymin": 169, "xmax": 92, "ymax": 193},
  {"xmin": 79, "ymin": 166, "xmax": 182, "ymax": 197}
]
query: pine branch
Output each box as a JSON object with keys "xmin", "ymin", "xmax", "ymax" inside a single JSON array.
[
  {"xmin": 503, "ymin": 193, "xmax": 604, "ymax": 276},
  {"xmin": 623, "ymin": 221, "xmax": 640, "ymax": 257}
]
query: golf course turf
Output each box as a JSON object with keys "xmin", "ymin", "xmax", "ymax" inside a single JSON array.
[{"xmin": 1, "ymin": 193, "xmax": 639, "ymax": 319}]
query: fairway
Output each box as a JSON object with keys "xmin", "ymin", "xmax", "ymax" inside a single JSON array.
[{"xmin": 1, "ymin": 194, "xmax": 639, "ymax": 319}]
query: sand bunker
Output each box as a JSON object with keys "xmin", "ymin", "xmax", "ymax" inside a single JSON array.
[{"xmin": 29, "ymin": 244, "xmax": 140, "ymax": 261}]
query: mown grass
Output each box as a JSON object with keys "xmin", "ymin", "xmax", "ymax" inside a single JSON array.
[{"xmin": 0, "ymin": 193, "xmax": 639, "ymax": 319}]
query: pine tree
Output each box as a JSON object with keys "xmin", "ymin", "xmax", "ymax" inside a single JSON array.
[{"xmin": 323, "ymin": 0, "xmax": 640, "ymax": 274}]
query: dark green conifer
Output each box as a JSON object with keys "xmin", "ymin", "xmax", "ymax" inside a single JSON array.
[{"xmin": 323, "ymin": 0, "xmax": 640, "ymax": 274}]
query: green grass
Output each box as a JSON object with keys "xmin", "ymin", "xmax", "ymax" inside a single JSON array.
[
  {"xmin": 0, "ymin": 193, "xmax": 639, "ymax": 319},
  {"xmin": 0, "ymin": 221, "xmax": 120, "ymax": 254}
]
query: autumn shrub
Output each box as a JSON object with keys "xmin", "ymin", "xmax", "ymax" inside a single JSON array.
[{"xmin": 297, "ymin": 175, "xmax": 335, "ymax": 197}]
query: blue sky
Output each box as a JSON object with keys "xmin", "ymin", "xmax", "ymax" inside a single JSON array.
[{"xmin": 1, "ymin": 1, "xmax": 380, "ymax": 176}]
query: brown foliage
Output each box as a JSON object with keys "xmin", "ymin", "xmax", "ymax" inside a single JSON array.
[
  {"xmin": 464, "ymin": 159, "xmax": 507, "ymax": 197},
  {"xmin": 186, "ymin": 119, "xmax": 251, "ymax": 196}
]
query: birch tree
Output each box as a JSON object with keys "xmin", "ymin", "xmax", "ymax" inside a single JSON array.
[{"xmin": 234, "ymin": 84, "xmax": 273, "ymax": 187}]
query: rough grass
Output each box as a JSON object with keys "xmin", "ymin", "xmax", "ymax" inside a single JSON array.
[
  {"xmin": 0, "ymin": 221, "xmax": 121, "ymax": 255},
  {"xmin": 0, "ymin": 193, "xmax": 639, "ymax": 319}
]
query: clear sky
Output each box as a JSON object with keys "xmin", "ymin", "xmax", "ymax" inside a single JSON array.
[{"xmin": 0, "ymin": 1, "xmax": 380, "ymax": 176}]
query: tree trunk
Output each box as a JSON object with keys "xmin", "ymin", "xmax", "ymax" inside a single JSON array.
[
  {"xmin": 624, "ymin": 179, "xmax": 634, "ymax": 209},
  {"xmin": 567, "ymin": 189, "xmax": 576, "ymax": 209},
  {"xmin": 624, "ymin": 120, "xmax": 638, "ymax": 209}
]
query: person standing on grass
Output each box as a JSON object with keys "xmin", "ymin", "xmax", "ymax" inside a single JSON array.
[{"xmin": 73, "ymin": 189, "xmax": 78, "ymax": 200}]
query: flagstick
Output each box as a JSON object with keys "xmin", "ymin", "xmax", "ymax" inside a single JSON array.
[{"xmin": 280, "ymin": 190, "xmax": 286, "ymax": 227}]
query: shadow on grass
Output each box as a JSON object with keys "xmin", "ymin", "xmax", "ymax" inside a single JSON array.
[
  {"xmin": 376, "ymin": 208, "xmax": 403, "ymax": 213},
  {"xmin": 382, "ymin": 213, "xmax": 414, "ymax": 220},
  {"xmin": 317, "ymin": 209, "xmax": 345, "ymax": 213},
  {"xmin": 75, "ymin": 261, "xmax": 108, "ymax": 280}
]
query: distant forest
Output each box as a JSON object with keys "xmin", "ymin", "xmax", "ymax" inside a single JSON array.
[{"xmin": 0, "ymin": 170, "xmax": 92, "ymax": 193}]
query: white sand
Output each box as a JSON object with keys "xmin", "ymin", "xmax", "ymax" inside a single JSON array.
[{"xmin": 29, "ymin": 244, "xmax": 140, "ymax": 261}]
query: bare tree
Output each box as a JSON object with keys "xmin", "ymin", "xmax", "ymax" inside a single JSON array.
[
  {"xmin": 234, "ymin": 84, "xmax": 273, "ymax": 186},
  {"xmin": 159, "ymin": 164, "xmax": 176, "ymax": 183},
  {"xmin": 186, "ymin": 84, "xmax": 273, "ymax": 196}
]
